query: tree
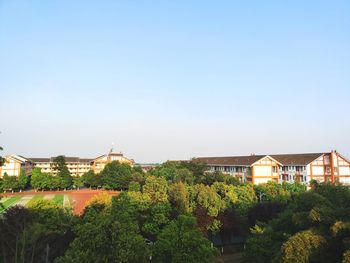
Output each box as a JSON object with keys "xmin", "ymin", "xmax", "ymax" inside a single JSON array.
[
  {"xmin": 2, "ymin": 173, "xmax": 19, "ymax": 191},
  {"xmin": 0, "ymin": 200, "xmax": 75, "ymax": 263},
  {"xmin": 282, "ymin": 182, "xmax": 307, "ymax": 194},
  {"xmin": 0, "ymin": 146, "xmax": 5, "ymax": 167},
  {"xmin": 18, "ymin": 168, "xmax": 28, "ymax": 191},
  {"xmin": 59, "ymin": 166, "xmax": 72, "ymax": 189},
  {"xmin": 232, "ymin": 183, "xmax": 257, "ymax": 215},
  {"xmin": 31, "ymin": 168, "xmax": 51, "ymax": 190},
  {"xmin": 281, "ymin": 230, "xmax": 327, "ymax": 263},
  {"xmin": 192, "ymin": 184, "xmax": 225, "ymax": 217},
  {"xmin": 143, "ymin": 176, "xmax": 168, "ymax": 203},
  {"xmin": 58, "ymin": 193, "xmax": 150, "ymax": 263},
  {"xmin": 72, "ymin": 175, "xmax": 84, "ymax": 189},
  {"xmin": 254, "ymin": 181, "xmax": 291, "ymax": 203},
  {"xmin": 343, "ymin": 250, "xmax": 350, "ymax": 263},
  {"xmin": 82, "ymin": 170, "xmax": 101, "ymax": 188},
  {"xmin": 169, "ymin": 182, "xmax": 191, "ymax": 215},
  {"xmin": 53, "ymin": 156, "xmax": 72, "ymax": 189},
  {"xmin": 101, "ymin": 161, "xmax": 132, "ymax": 189},
  {"xmin": 248, "ymin": 202, "xmax": 286, "ymax": 226},
  {"xmin": 142, "ymin": 202, "xmax": 171, "ymax": 238},
  {"xmin": 180, "ymin": 159, "xmax": 208, "ymax": 178},
  {"xmin": 85, "ymin": 192, "xmax": 112, "ymax": 208},
  {"xmin": 129, "ymin": 181, "xmax": 141, "ymax": 192},
  {"xmin": 153, "ymin": 215, "xmax": 217, "ymax": 263},
  {"xmin": 173, "ymin": 168, "xmax": 194, "ymax": 185}
]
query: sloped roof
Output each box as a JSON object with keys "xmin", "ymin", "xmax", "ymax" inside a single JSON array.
[
  {"xmin": 80, "ymin": 158, "xmax": 94, "ymax": 163},
  {"xmin": 29, "ymin": 157, "xmax": 50, "ymax": 163},
  {"xmin": 29, "ymin": 157, "xmax": 93, "ymax": 163},
  {"xmin": 52, "ymin": 156, "xmax": 80, "ymax": 163},
  {"xmin": 196, "ymin": 155, "xmax": 267, "ymax": 166},
  {"xmin": 270, "ymin": 153, "xmax": 325, "ymax": 166}
]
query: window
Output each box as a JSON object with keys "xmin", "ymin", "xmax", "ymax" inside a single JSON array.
[{"xmin": 272, "ymin": 166, "xmax": 278, "ymax": 173}]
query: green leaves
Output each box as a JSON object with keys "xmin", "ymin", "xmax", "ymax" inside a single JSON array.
[
  {"xmin": 281, "ymin": 230, "xmax": 327, "ymax": 263},
  {"xmin": 100, "ymin": 161, "xmax": 132, "ymax": 189},
  {"xmin": 244, "ymin": 184, "xmax": 350, "ymax": 263},
  {"xmin": 153, "ymin": 215, "xmax": 217, "ymax": 263},
  {"xmin": 143, "ymin": 176, "xmax": 168, "ymax": 203}
]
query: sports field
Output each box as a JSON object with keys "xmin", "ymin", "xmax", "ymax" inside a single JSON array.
[
  {"xmin": 0, "ymin": 189, "xmax": 119, "ymax": 215},
  {"xmin": 0, "ymin": 194, "xmax": 71, "ymax": 213}
]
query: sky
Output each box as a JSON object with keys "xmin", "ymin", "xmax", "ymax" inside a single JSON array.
[{"xmin": 0, "ymin": 1, "xmax": 349, "ymax": 163}]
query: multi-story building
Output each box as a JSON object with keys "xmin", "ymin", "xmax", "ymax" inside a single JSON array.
[
  {"xmin": 0, "ymin": 151, "xmax": 134, "ymax": 177},
  {"xmin": 196, "ymin": 151, "xmax": 350, "ymax": 185},
  {"xmin": 91, "ymin": 152, "xmax": 135, "ymax": 173},
  {"xmin": 30, "ymin": 157, "xmax": 94, "ymax": 176},
  {"xmin": 197, "ymin": 155, "xmax": 281, "ymax": 184},
  {"xmin": 0, "ymin": 155, "xmax": 34, "ymax": 177}
]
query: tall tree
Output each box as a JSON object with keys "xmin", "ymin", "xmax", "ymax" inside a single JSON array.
[
  {"xmin": 18, "ymin": 168, "xmax": 28, "ymax": 191},
  {"xmin": 169, "ymin": 182, "xmax": 191, "ymax": 215},
  {"xmin": 101, "ymin": 161, "xmax": 132, "ymax": 190},
  {"xmin": 53, "ymin": 156, "xmax": 72, "ymax": 189},
  {"xmin": 143, "ymin": 176, "xmax": 168, "ymax": 203},
  {"xmin": 82, "ymin": 170, "xmax": 101, "ymax": 188},
  {"xmin": 2, "ymin": 173, "xmax": 19, "ymax": 191},
  {"xmin": 153, "ymin": 215, "xmax": 217, "ymax": 263},
  {"xmin": 0, "ymin": 146, "xmax": 5, "ymax": 166}
]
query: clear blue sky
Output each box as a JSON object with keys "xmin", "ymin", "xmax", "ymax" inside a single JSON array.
[{"xmin": 0, "ymin": 1, "xmax": 349, "ymax": 162}]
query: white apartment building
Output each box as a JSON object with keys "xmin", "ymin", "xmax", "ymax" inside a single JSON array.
[
  {"xmin": 196, "ymin": 151, "xmax": 350, "ymax": 185},
  {"xmin": 0, "ymin": 151, "xmax": 134, "ymax": 177}
]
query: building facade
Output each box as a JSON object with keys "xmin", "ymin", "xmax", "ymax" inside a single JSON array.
[
  {"xmin": 0, "ymin": 155, "xmax": 34, "ymax": 177},
  {"xmin": 196, "ymin": 151, "xmax": 350, "ymax": 185},
  {"xmin": 0, "ymin": 151, "xmax": 134, "ymax": 177},
  {"xmin": 91, "ymin": 152, "xmax": 135, "ymax": 174},
  {"xmin": 30, "ymin": 157, "xmax": 94, "ymax": 176}
]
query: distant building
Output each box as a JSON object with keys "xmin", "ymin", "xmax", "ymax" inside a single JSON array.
[
  {"xmin": 196, "ymin": 155, "xmax": 281, "ymax": 184},
  {"xmin": 0, "ymin": 151, "xmax": 134, "ymax": 177},
  {"xmin": 91, "ymin": 152, "xmax": 134, "ymax": 174},
  {"xmin": 0, "ymin": 155, "xmax": 34, "ymax": 177},
  {"xmin": 30, "ymin": 157, "xmax": 94, "ymax": 176},
  {"xmin": 195, "ymin": 151, "xmax": 350, "ymax": 185}
]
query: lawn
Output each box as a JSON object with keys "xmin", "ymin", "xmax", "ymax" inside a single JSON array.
[
  {"xmin": 0, "ymin": 195, "xmax": 22, "ymax": 212},
  {"xmin": 0, "ymin": 194, "xmax": 69, "ymax": 213}
]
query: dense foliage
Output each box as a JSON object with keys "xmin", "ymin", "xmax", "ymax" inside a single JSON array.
[
  {"xmin": 243, "ymin": 183, "xmax": 350, "ymax": 263},
  {"xmin": 3, "ymin": 159, "xmax": 346, "ymax": 263}
]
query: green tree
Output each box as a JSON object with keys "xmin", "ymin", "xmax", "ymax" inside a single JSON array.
[
  {"xmin": 31, "ymin": 168, "xmax": 59, "ymax": 190},
  {"xmin": 232, "ymin": 183, "xmax": 257, "ymax": 215},
  {"xmin": 343, "ymin": 250, "xmax": 350, "ymax": 263},
  {"xmin": 192, "ymin": 184, "xmax": 226, "ymax": 217},
  {"xmin": 82, "ymin": 170, "xmax": 101, "ymax": 188},
  {"xmin": 254, "ymin": 181, "xmax": 291, "ymax": 203},
  {"xmin": 129, "ymin": 181, "xmax": 141, "ymax": 192},
  {"xmin": 2, "ymin": 173, "xmax": 19, "ymax": 191},
  {"xmin": 143, "ymin": 176, "xmax": 168, "ymax": 203},
  {"xmin": 153, "ymin": 215, "xmax": 217, "ymax": 263},
  {"xmin": 73, "ymin": 175, "xmax": 84, "ymax": 189},
  {"xmin": 0, "ymin": 146, "xmax": 5, "ymax": 166},
  {"xmin": 58, "ymin": 193, "xmax": 150, "ymax": 263},
  {"xmin": 18, "ymin": 168, "xmax": 28, "ymax": 191},
  {"xmin": 53, "ymin": 156, "xmax": 72, "ymax": 189},
  {"xmin": 281, "ymin": 230, "xmax": 327, "ymax": 263},
  {"xmin": 142, "ymin": 202, "xmax": 171, "ymax": 237},
  {"xmin": 169, "ymin": 182, "xmax": 191, "ymax": 215},
  {"xmin": 173, "ymin": 168, "xmax": 194, "ymax": 185},
  {"xmin": 101, "ymin": 161, "xmax": 132, "ymax": 189},
  {"xmin": 0, "ymin": 200, "xmax": 75, "ymax": 263}
]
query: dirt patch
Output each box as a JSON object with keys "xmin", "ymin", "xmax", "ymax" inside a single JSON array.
[{"xmin": 69, "ymin": 189, "xmax": 119, "ymax": 215}]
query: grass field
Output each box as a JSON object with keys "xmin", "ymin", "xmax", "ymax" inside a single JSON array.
[{"xmin": 0, "ymin": 194, "xmax": 69, "ymax": 213}]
